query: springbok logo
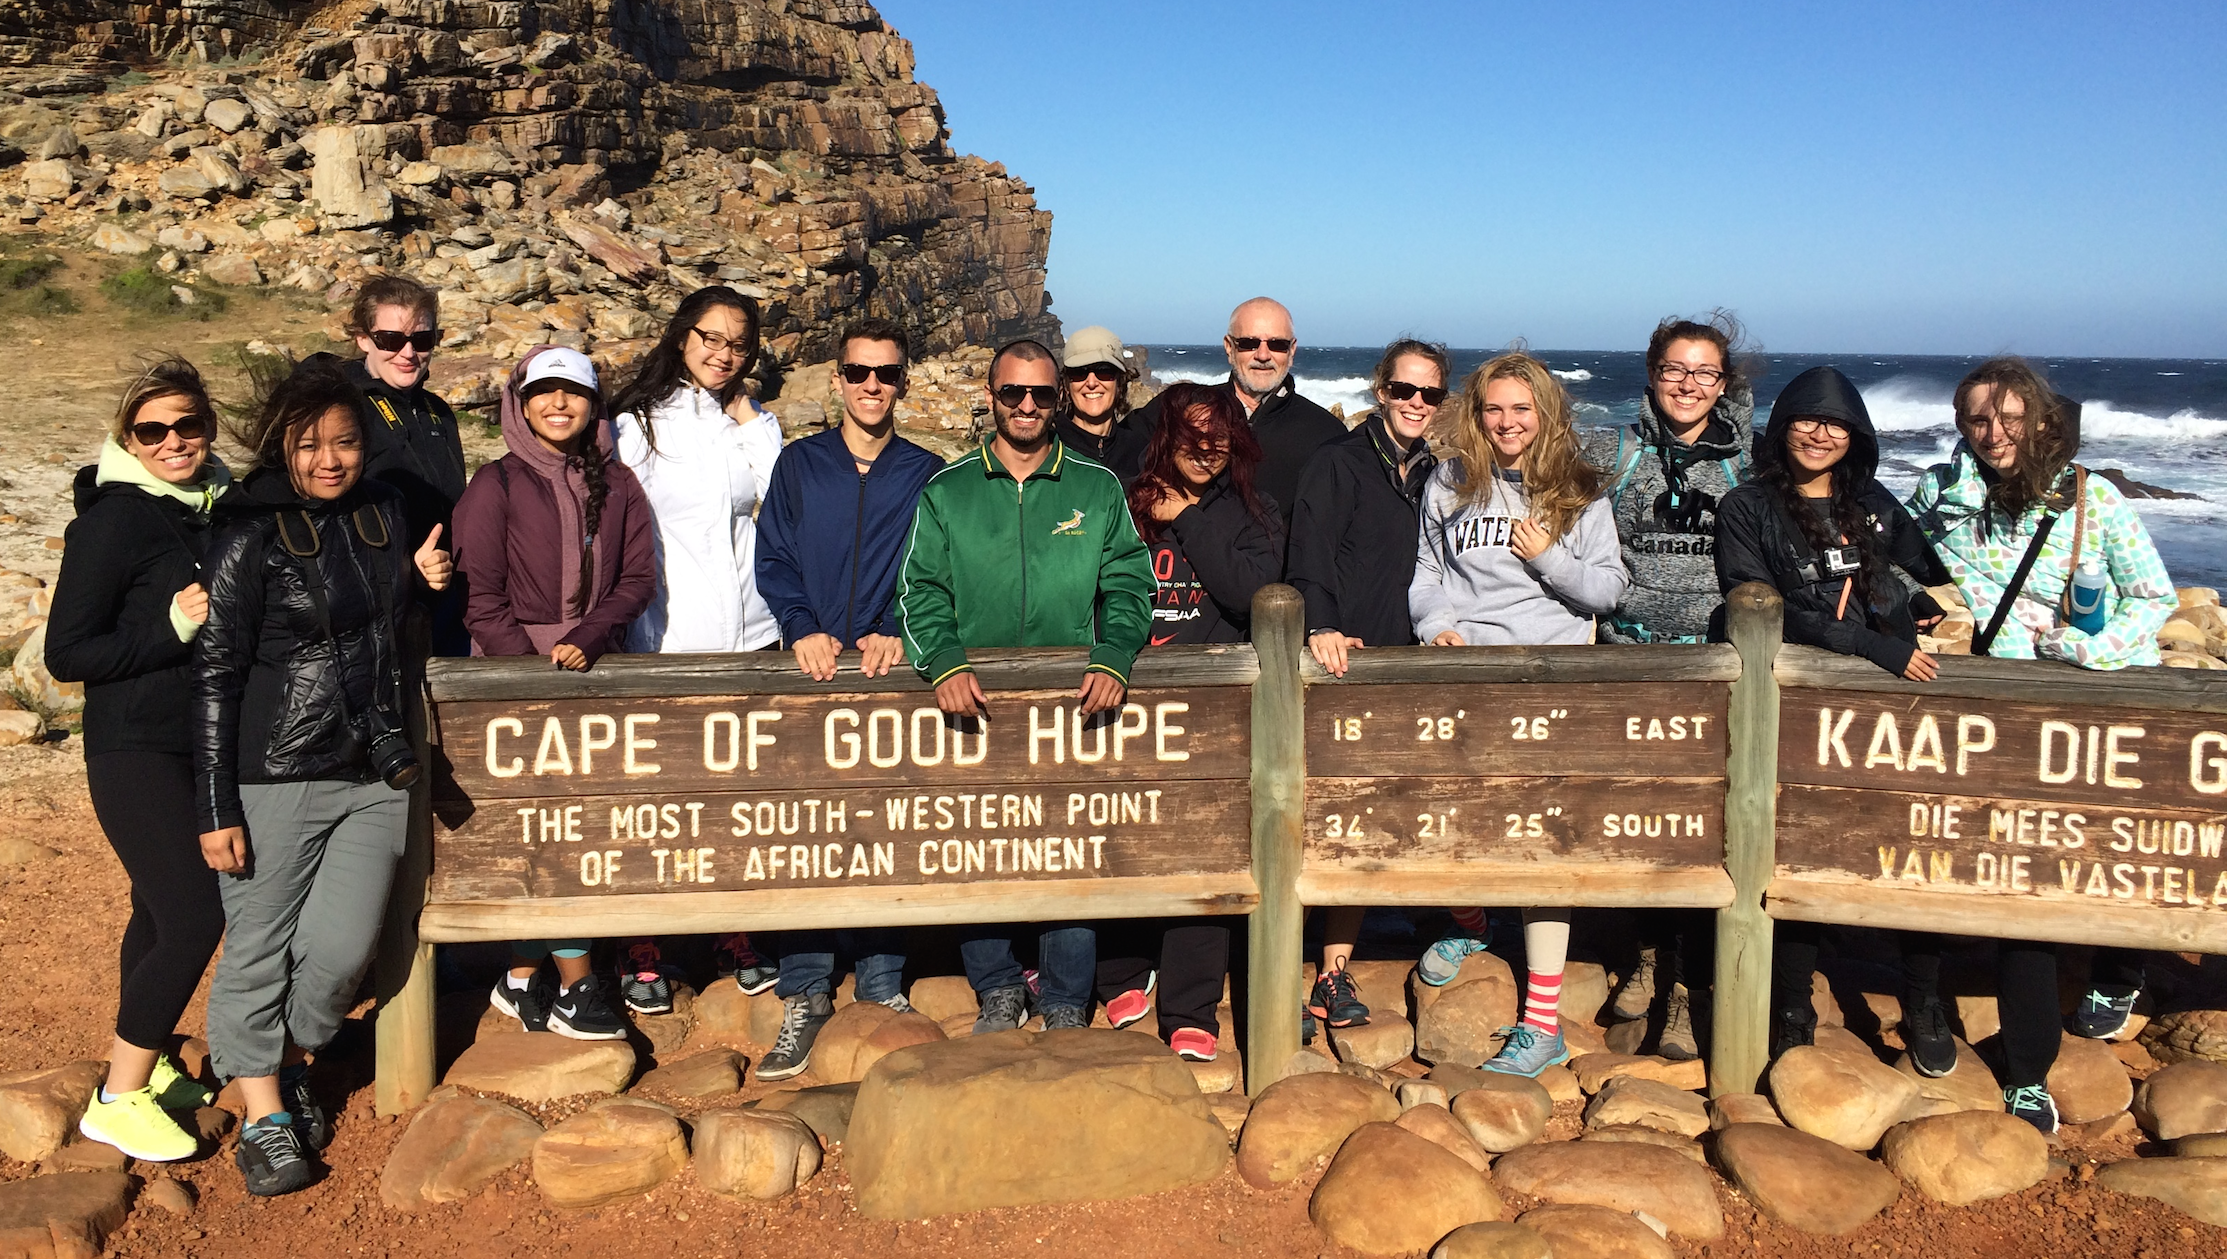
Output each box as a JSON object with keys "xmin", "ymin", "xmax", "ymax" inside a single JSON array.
[{"xmin": 1051, "ymin": 508, "xmax": 1087, "ymax": 536}]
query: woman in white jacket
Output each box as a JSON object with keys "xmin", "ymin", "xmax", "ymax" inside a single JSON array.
[
  {"xmin": 606, "ymin": 286, "xmax": 786, "ymax": 1011},
  {"xmin": 612, "ymin": 286, "xmax": 785, "ymax": 654}
]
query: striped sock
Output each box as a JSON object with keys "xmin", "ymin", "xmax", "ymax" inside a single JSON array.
[
  {"xmin": 1522, "ymin": 971, "xmax": 1563, "ymax": 1032},
  {"xmin": 1449, "ymin": 907, "xmax": 1487, "ymax": 935}
]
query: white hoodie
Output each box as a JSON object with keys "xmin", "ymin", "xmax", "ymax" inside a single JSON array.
[{"xmin": 615, "ymin": 384, "xmax": 784, "ymax": 652}]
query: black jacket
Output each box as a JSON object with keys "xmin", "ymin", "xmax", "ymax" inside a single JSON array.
[
  {"xmin": 1127, "ymin": 376, "xmax": 1344, "ymax": 525},
  {"xmin": 193, "ymin": 467, "xmax": 415, "ymax": 831},
  {"xmin": 1714, "ymin": 366, "xmax": 1949, "ymax": 675},
  {"xmin": 1143, "ymin": 475, "xmax": 1284, "ymax": 645},
  {"xmin": 1056, "ymin": 413, "xmax": 1148, "ymax": 483},
  {"xmin": 1285, "ymin": 413, "xmax": 1437, "ymax": 648},
  {"xmin": 45, "ymin": 466, "xmax": 211, "ymax": 756},
  {"xmin": 347, "ymin": 358, "xmax": 466, "ymax": 548}
]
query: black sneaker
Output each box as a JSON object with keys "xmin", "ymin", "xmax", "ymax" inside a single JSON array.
[
  {"xmin": 617, "ymin": 940, "xmax": 675, "ymax": 1015},
  {"xmin": 277, "ymin": 1066, "xmax": 330, "ymax": 1151},
  {"xmin": 2074, "ymin": 984, "xmax": 2141, "ymax": 1039},
  {"xmin": 236, "ymin": 1113, "xmax": 317, "ymax": 1197},
  {"xmin": 490, "ymin": 975, "xmax": 552, "ymax": 1033},
  {"xmin": 1307, "ymin": 970, "xmax": 1369, "ymax": 1029},
  {"xmin": 2005, "ymin": 1084, "xmax": 2060, "ymax": 1135},
  {"xmin": 972, "ymin": 984, "xmax": 1031, "ymax": 1035},
  {"xmin": 546, "ymin": 976, "xmax": 627, "ymax": 1041},
  {"xmin": 1041, "ymin": 1006, "xmax": 1088, "ymax": 1030},
  {"xmin": 1903, "ymin": 992, "xmax": 1958, "ymax": 1078},
  {"xmin": 756, "ymin": 993, "xmax": 835, "ymax": 1081},
  {"xmin": 1770, "ymin": 1003, "xmax": 1817, "ymax": 1060},
  {"xmin": 715, "ymin": 932, "xmax": 780, "ymax": 996},
  {"xmin": 1301, "ymin": 1008, "xmax": 1318, "ymax": 1046}
]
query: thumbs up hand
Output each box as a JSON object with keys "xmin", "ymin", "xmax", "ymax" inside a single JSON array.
[{"xmin": 414, "ymin": 523, "xmax": 453, "ymax": 592}]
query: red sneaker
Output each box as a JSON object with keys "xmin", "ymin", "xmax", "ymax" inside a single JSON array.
[
  {"xmin": 1169, "ymin": 1027, "xmax": 1218, "ymax": 1062},
  {"xmin": 1106, "ymin": 971, "xmax": 1156, "ymax": 1029}
]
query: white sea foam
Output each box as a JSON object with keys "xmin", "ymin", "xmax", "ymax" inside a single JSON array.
[
  {"xmin": 1853, "ymin": 376, "xmax": 2227, "ymax": 444},
  {"xmin": 2078, "ymin": 402, "xmax": 2227, "ymax": 443},
  {"xmin": 1149, "ymin": 369, "xmax": 1380, "ymax": 416},
  {"xmin": 1553, "ymin": 368, "xmax": 1594, "ymax": 382},
  {"xmin": 1854, "ymin": 376, "xmax": 1959, "ymax": 433}
]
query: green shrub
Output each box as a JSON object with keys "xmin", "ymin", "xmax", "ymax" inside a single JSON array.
[
  {"xmin": 0, "ymin": 255, "xmax": 60, "ymax": 290},
  {"xmin": 100, "ymin": 266, "xmax": 228, "ymax": 321}
]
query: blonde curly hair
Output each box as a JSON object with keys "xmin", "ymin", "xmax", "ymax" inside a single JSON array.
[{"xmin": 1446, "ymin": 351, "xmax": 1599, "ymax": 542}]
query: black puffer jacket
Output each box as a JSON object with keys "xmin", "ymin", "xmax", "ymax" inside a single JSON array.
[
  {"xmin": 193, "ymin": 465, "xmax": 414, "ymax": 832},
  {"xmin": 46, "ymin": 461, "xmax": 216, "ymax": 756},
  {"xmin": 1714, "ymin": 366, "xmax": 1949, "ymax": 675}
]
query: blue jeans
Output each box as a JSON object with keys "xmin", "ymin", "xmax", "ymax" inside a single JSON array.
[
  {"xmin": 962, "ymin": 925, "xmax": 1095, "ymax": 1012},
  {"xmin": 775, "ymin": 928, "xmax": 905, "ymax": 1002}
]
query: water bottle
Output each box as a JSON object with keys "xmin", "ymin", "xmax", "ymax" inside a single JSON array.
[{"xmin": 2066, "ymin": 558, "xmax": 2108, "ymax": 634}]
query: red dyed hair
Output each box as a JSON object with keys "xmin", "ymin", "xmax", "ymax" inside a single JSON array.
[{"xmin": 1126, "ymin": 382, "xmax": 1272, "ymax": 543}]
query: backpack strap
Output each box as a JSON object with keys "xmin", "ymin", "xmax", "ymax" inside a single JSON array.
[{"xmin": 1606, "ymin": 426, "xmax": 1647, "ymax": 504}]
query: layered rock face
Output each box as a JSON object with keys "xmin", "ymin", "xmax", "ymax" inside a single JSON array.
[{"xmin": 2, "ymin": 0, "xmax": 1054, "ymax": 365}]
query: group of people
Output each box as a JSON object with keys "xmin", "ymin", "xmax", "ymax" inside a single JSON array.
[{"xmin": 50, "ymin": 281, "xmax": 2175, "ymax": 1198}]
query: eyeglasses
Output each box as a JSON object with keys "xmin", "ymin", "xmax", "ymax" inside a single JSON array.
[
  {"xmin": 691, "ymin": 327, "xmax": 753, "ymax": 356},
  {"xmin": 1957, "ymin": 410, "xmax": 2028, "ymax": 435},
  {"xmin": 994, "ymin": 384, "xmax": 1060, "ymax": 409},
  {"xmin": 1788, "ymin": 418, "xmax": 1850, "ymax": 439},
  {"xmin": 367, "ymin": 329, "xmax": 439, "ymax": 354},
  {"xmin": 129, "ymin": 415, "xmax": 211, "ymax": 447},
  {"xmin": 1654, "ymin": 364, "xmax": 1726, "ymax": 387},
  {"xmin": 1382, "ymin": 381, "xmax": 1448, "ymax": 406},
  {"xmin": 1229, "ymin": 337, "xmax": 1294, "ymax": 354},
  {"xmin": 840, "ymin": 363, "xmax": 905, "ymax": 386},
  {"xmin": 1065, "ymin": 363, "xmax": 1123, "ymax": 384}
]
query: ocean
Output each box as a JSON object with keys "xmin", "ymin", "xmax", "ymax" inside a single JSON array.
[{"xmin": 1146, "ymin": 346, "xmax": 2227, "ymax": 589}]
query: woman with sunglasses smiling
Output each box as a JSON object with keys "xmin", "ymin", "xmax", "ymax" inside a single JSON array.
[
  {"xmin": 47, "ymin": 358, "xmax": 233, "ymax": 1163},
  {"xmin": 346, "ymin": 278, "xmax": 466, "ymax": 639},
  {"xmin": 608, "ymin": 286, "xmax": 785, "ymax": 1013},
  {"xmin": 1055, "ymin": 325, "xmax": 1147, "ymax": 480}
]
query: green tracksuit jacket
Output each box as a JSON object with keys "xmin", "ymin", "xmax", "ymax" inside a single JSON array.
[{"xmin": 897, "ymin": 438, "xmax": 1154, "ymax": 686}]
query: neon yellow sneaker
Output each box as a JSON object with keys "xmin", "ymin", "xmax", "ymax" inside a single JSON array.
[
  {"xmin": 78, "ymin": 1086, "xmax": 199, "ymax": 1161},
  {"xmin": 149, "ymin": 1055, "xmax": 213, "ymax": 1110}
]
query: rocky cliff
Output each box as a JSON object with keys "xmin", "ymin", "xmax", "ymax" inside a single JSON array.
[{"xmin": 0, "ymin": 0, "xmax": 1056, "ymax": 375}]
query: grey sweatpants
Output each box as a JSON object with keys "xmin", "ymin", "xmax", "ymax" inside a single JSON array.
[{"xmin": 207, "ymin": 779, "xmax": 408, "ymax": 1081}]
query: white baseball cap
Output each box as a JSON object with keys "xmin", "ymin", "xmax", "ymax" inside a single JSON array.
[{"xmin": 518, "ymin": 346, "xmax": 599, "ymax": 395}]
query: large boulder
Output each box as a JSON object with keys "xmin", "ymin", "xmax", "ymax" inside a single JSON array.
[
  {"xmin": 2142, "ymin": 1009, "xmax": 2227, "ymax": 1064},
  {"xmin": 692, "ymin": 1109, "xmax": 822, "ymax": 1199},
  {"xmin": 1309, "ymin": 1122, "xmax": 1503, "ymax": 1255},
  {"xmin": 1235, "ymin": 1070, "xmax": 1401, "ymax": 1187},
  {"xmin": 1892, "ymin": 1038, "xmax": 2003, "ymax": 1115},
  {"xmin": 0, "ymin": 1171, "xmax": 136, "ymax": 1258},
  {"xmin": 307, "ymin": 124, "xmax": 394, "ymax": 227},
  {"xmin": 1879, "ymin": 1111, "xmax": 2049, "ymax": 1205},
  {"xmin": 634, "ymin": 1048, "xmax": 743, "ymax": 1100},
  {"xmin": 1711, "ymin": 1122, "xmax": 1900, "ymax": 1235},
  {"xmin": 908, "ymin": 976, "xmax": 979, "ymax": 1023},
  {"xmin": 848, "ymin": 1029, "xmax": 1230, "ymax": 1217},
  {"xmin": 444, "ymin": 1034, "xmax": 634, "ymax": 1102},
  {"xmin": 2049, "ymin": 1032, "xmax": 2133, "ymax": 1124},
  {"xmin": 755, "ymin": 1082, "xmax": 858, "ymax": 1144},
  {"xmin": 2133, "ymin": 1059, "xmax": 2227, "ymax": 1140},
  {"xmin": 1768, "ymin": 1038, "xmax": 1919, "ymax": 1150},
  {"xmin": 0, "ymin": 1061, "xmax": 104, "ymax": 1162},
  {"xmin": 2096, "ymin": 1156, "xmax": 2227, "ymax": 1226},
  {"xmin": 1515, "ymin": 1204, "xmax": 1678, "ymax": 1259},
  {"xmin": 1396, "ymin": 1103, "xmax": 1491, "ymax": 1173},
  {"xmin": 1331, "ymin": 1015, "xmax": 1417, "ymax": 1070},
  {"xmin": 7, "ymin": 624, "xmax": 82, "ymax": 715},
  {"xmin": 1490, "ymin": 1141, "xmax": 1724, "ymax": 1239},
  {"xmin": 1583, "ymin": 1076, "xmax": 1709, "ymax": 1138},
  {"xmin": 378, "ymin": 1093, "xmax": 542, "ymax": 1210},
  {"xmin": 811, "ymin": 1003, "xmax": 946, "ymax": 1085},
  {"xmin": 1448, "ymin": 1073, "xmax": 1552, "ymax": 1153},
  {"xmin": 531, "ymin": 1100, "xmax": 688, "ymax": 1208},
  {"xmin": 1413, "ymin": 953, "xmax": 1519, "ymax": 1066},
  {"xmin": 1432, "ymin": 1221, "xmax": 1554, "ymax": 1259}
]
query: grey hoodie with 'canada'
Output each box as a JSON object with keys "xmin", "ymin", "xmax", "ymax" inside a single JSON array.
[
  {"xmin": 1409, "ymin": 460, "xmax": 1631, "ymax": 646},
  {"xmin": 1577, "ymin": 386, "xmax": 1753, "ymax": 644}
]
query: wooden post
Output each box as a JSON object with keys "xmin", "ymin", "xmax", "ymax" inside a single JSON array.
[
  {"xmin": 1711, "ymin": 582, "xmax": 1783, "ymax": 1097},
  {"xmin": 375, "ymin": 654, "xmax": 438, "ymax": 1117},
  {"xmin": 1246, "ymin": 583, "xmax": 1306, "ymax": 1096}
]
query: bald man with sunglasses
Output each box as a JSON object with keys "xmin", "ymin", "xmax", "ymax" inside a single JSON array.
[{"xmin": 1125, "ymin": 297, "xmax": 1345, "ymax": 524}]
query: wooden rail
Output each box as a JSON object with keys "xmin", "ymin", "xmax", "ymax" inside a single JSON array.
[{"xmin": 369, "ymin": 582, "xmax": 2227, "ymax": 1115}]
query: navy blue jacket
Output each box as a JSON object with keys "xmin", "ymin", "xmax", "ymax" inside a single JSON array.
[{"xmin": 756, "ymin": 427, "xmax": 944, "ymax": 646}]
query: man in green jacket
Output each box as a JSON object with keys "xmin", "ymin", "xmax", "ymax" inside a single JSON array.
[{"xmin": 895, "ymin": 338, "xmax": 1153, "ymax": 1033}]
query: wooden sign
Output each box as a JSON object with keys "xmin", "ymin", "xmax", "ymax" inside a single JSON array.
[
  {"xmin": 1297, "ymin": 681, "xmax": 1734, "ymax": 908},
  {"xmin": 1771, "ymin": 687, "xmax": 2227, "ymax": 950}
]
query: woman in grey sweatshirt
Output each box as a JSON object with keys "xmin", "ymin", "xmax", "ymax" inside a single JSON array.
[{"xmin": 1407, "ymin": 352, "xmax": 1630, "ymax": 1079}]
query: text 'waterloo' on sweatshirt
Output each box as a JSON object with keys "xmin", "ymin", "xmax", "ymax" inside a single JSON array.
[{"xmin": 1409, "ymin": 460, "xmax": 1630, "ymax": 646}]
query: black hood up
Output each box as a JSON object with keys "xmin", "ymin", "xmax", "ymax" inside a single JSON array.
[{"xmin": 1762, "ymin": 366, "xmax": 1878, "ymax": 482}]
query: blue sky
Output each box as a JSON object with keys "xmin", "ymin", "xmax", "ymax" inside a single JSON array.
[{"xmin": 883, "ymin": 2, "xmax": 2226, "ymax": 357}]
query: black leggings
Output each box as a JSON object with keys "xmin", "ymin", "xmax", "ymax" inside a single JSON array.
[
  {"xmin": 88, "ymin": 751, "xmax": 225, "ymax": 1051},
  {"xmin": 1095, "ymin": 920, "xmax": 1233, "ymax": 1037}
]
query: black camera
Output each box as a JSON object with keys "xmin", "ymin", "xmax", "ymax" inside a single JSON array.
[
  {"xmin": 1821, "ymin": 545, "xmax": 1864, "ymax": 577},
  {"xmin": 355, "ymin": 708, "xmax": 421, "ymax": 790}
]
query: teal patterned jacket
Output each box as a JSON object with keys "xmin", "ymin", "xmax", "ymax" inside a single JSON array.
[{"xmin": 1905, "ymin": 442, "xmax": 2175, "ymax": 670}]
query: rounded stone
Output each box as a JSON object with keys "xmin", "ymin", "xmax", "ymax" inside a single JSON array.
[
  {"xmin": 444, "ymin": 1034, "xmax": 635, "ymax": 1103},
  {"xmin": 2133, "ymin": 1059, "xmax": 2227, "ymax": 1141},
  {"xmin": 1490, "ymin": 1140, "xmax": 1724, "ymax": 1239},
  {"xmin": 1396, "ymin": 1102, "xmax": 1491, "ymax": 1173},
  {"xmin": 1515, "ymin": 1204, "xmax": 1677, "ymax": 1259},
  {"xmin": 1413, "ymin": 953, "xmax": 1519, "ymax": 1066},
  {"xmin": 1448, "ymin": 1073, "xmax": 1553, "ymax": 1153},
  {"xmin": 1892, "ymin": 1037, "xmax": 2003, "ymax": 1115},
  {"xmin": 531, "ymin": 1100, "xmax": 688, "ymax": 1208},
  {"xmin": 1238, "ymin": 1070, "xmax": 1401, "ymax": 1186},
  {"xmin": 2049, "ymin": 1031, "xmax": 2134, "ymax": 1125},
  {"xmin": 1309, "ymin": 1122, "xmax": 1503, "ymax": 1256},
  {"xmin": 1768, "ymin": 1040, "xmax": 1919, "ymax": 1150},
  {"xmin": 1582, "ymin": 1124, "xmax": 1706, "ymax": 1164},
  {"xmin": 1571, "ymin": 1053, "xmax": 1706, "ymax": 1094},
  {"xmin": 692, "ymin": 1108, "xmax": 822, "ymax": 1199},
  {"xmin": 1711, "ymin": 1122, "xmax": 1900, "ymax": 1235},
  {"xmin": 379, "ymin": 1093, "xmax": 542, "ymax": 1210},
  {"xmin": 1332, "ymin": 1014, "xmax": 1416, "ymax": 1071},
  {"xmin": 2096, "ymin": 1155, "xmax": 2227, "ymax": 1226},
  {"xmin": 1432, "ymin": 1221, "xmax": 1554, "ymax": 1259},
  {"xmin": 1879, "ymin": 1111, "xmax": 2050, "ymax": 1205},
  {"xmin": 1583, "ymin": 1076, "xmax": 1709, "ymax": 1138},
  {"xmin": 1706, "ymin": 1092, "xmax": 1784, "ymax": 1129}
]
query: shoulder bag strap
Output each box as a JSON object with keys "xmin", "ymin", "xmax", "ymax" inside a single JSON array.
[
  {"xmin": 2056, "ymin": 466, "xmax": 2090, "ymax": 617},
  {"xmin": 1973, "ymin": 471, "xmax": 2076, "ymax": 657}
]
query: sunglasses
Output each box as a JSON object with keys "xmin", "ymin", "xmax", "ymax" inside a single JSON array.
[
  {"xmin": 840, "ymin": 362, "xmax": 905, "ymax": 386},
  {"xmin": 366, "ymin": 329, "xmax": 440, "ymax": 353},
  {"xmin": 1382, "ymin": 381, "xmax": 1448, "ymax": 406},
  {"xmin": 1229, "ymin": 337, "xmax": 1294, "ymax": 354},
  {"xmin": 994, "ymin": 384, "xmax": 1060, "ymax": 409},
  {"xmin": 1065, "ymin": 363, "xmax": 1123, "ymax": 384},
  {"xmin": 130, "ymin": 415, "xmax": 211, "ymax": 447}
]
